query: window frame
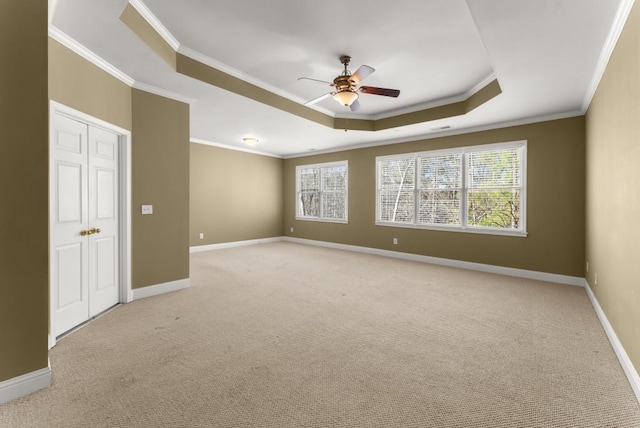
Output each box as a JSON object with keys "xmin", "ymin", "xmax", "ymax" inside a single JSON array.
[
  {"xmin": 376, "ymin": 141, "xmax": 527, "ymax": 237},
  {"xmin": 296, "ymin": 160, "xmax": 348, "ymax": 224}
]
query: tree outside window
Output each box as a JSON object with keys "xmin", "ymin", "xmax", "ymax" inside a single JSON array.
[
  {"xmin": 376, "ymin": 141, "xmax": 526, "ymax": 236},
  {"xmin": 297, "ymin": 161, "xmax": 348, "ymax": 223}
]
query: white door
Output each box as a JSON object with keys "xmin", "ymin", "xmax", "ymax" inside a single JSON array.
[
  {"xmin": 51, "ymin": 114, "xmax": 90, "ymax": 336},
  {"xmin": 51, "ymin": 113, "xmax": 120, "ymax": 337},
  {"xmin": 88, "ymin": 126, "xmax": 119, "ymax": 316}
]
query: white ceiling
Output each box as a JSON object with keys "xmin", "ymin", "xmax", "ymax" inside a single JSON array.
[{"xmin": 50, "ymin": 0, "xmax": 627, "ymax": 157}]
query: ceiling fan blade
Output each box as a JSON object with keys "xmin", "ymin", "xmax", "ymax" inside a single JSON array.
[
  {"xmin": 349, "ymin": 65, "xmax": 375, "ymax": 84},
  {"xmin": 298, "ymin": 77, "xmax": 334, "ymax": 86},
  {"xmin": 349, "ymin": 99, "xmax": 361, "ymax": 112},
  {"xmin": 360, "ymin": 86, "xmax": 400, "ymax": 97},
  {"xmin": 304, "ymin": 92, "xmax": 334, "ymax": 106}
]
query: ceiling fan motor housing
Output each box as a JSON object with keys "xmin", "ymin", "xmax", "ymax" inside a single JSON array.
[{"xmin": 333, "ymin": 75, "xmax": 355, "ymax": 93}]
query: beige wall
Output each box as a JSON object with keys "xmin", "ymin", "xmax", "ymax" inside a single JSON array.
[
  {"xmin": 190, "ymin": 144, "xmax": 284, "ymax": 246},
  {"xmin": 48, "ymin": 39, "xmax": 132, "ymax": 131},
  {"xmin": 0, "ymin": 1, "xmax": 49, "ymax": 382},
  {"xmin": 586, "ymin": 3, "xmax": 640, "ymax": 373},
  {"xmin": 284, "ymin": 117, "xmax": 586, "ymax": 277},
  {"xmin": 49, "ymin": 40, "xmax": 190, "ymax": 290},
  {"xmin": 132, "ymin": 90, "xmax": 190, "ymax": 288}
]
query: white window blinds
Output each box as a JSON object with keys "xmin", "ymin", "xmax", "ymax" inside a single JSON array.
[
  {"xmin": 418, "ymin": 153, "xmax": 462, "ymax": 226},
  {"xmin": 467, "ymin": 147, "xmax": 522, "ymax": 230},
  {"xmin": 296, "ymin": 161, "xmax": 348, "ymax": 222},
  {"xmin": 378, "ymin": 158, "xmax": 415, "ymax": 223},
  {"xmin": 376, "ymin": 141, "xmax": 526, "ymax": 236}
]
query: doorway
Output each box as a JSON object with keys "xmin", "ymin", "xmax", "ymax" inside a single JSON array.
[{"xmin": 49, "ymin": 102, "xmax": 132, "ymax": 347}]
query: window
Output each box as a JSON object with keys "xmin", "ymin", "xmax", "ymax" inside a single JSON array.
[
  {"xmin": 376, "ymin": 141, "xmax": 526, "ymax": 236},
  {"xmin": 296, "ymin": 161, "xmax": 348, "ymax": 223}
]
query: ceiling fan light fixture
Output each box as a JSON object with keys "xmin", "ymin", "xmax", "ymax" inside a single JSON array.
[
  {"xmin": 333, "ymin": 90, "xmax": 359, "ymax": 107},
  {"xmin": 301, "ymin": 55, "xmax": 398, "ymax": 109}
]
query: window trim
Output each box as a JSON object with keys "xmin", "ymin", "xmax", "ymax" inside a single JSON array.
[
  {"xmin": 296, "ymin": 160, "xmax": 348, "ymax": 224},
  {"xmin": 375, "ymin": 141, "xmax": 527, "ymax": 237}
]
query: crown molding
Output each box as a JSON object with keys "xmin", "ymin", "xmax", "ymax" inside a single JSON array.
[
  {"xmin": 49, "ymin": 26, "xmax": 195, "ymax": 104},
  {"xmin": 125, "ymin": 1, "xmax": 335, "ymax": 118},
  {"xmin": 179, "ymin": 41, "xmax": 497, "ymax": 123},
  {"xmin": 190, "ymin": 138, "xmax": 284, "ymax": 159},
  {"xmin": 363, "ymin": 73, "xmax": 497, "ymax": 121},
  {"xmin": 127, "ymin": 0, "xmax": 180, "ymax": 51},
  {"xmin": 177, "ymin": 46, "xmax": 336, "ymax": 118},
  {"xmin": 48, "ymin": 0, "xmax": 59, "ymax": 26},
  {"xmin": 48, "ymin": 26, "xmax": 136, "ymax": 86},
  {"xmin": 582, "ymin": 0, "xmax": 636, "ymax": 112},
  {"xmin": 132, "ymin": 82, "xmax": 195, "ymax": 105}
]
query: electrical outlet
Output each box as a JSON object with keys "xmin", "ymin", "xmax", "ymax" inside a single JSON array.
[
  {"xmin": 290, "ymin": 227, "xmax": 294, "ymax": 233},
  {"xmin": 586, "ymin": 261, "xmax": 589, "ymax": 272},
  {"xmin": 595, "ymin": 273, "xmax": 598, "ymax": 285},
  {"xmin": 393, "ymin": 237, "xmax": 398, "ymax": 245},
  {"xmin": 199, "ymin": 232, "xmax": 204, "ymax": 239}
]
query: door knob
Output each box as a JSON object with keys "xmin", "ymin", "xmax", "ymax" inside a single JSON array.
[{"xmin": 80, "ymin": 228, "xmax": 101, "ymax": 236}]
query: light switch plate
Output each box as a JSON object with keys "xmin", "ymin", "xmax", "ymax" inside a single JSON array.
[{"xmin": 141, "ymin": 204, "xmax": 153, "ymax": 215}]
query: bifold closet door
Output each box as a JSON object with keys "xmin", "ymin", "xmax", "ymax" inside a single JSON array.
[{"xmin": 51, "ymin": 113, "xmax": 119, "ymax": 337}]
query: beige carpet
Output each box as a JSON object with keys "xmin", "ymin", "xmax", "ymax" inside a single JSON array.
[{"xmin": 1, "ymin": 242, "xmax": 639, "ymax": 427}]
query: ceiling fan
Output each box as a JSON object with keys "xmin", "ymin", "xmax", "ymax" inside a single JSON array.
[{"xmin": 298, "ymin": 55, "xmax": 400, "ymax": 112}]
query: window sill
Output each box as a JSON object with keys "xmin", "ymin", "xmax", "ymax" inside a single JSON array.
[
  {"xmin": 296, "ymin": 217, "xmax": 348, "ymax": 225},
  {"xmin": 375, "ymin": 221, "xmax": 527, "ymax": 237}
]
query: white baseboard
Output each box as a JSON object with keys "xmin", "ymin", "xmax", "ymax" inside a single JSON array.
[
  {"xmin": 131, "ymin": 278, "xmax": 190, "ymax": 301},
  {"xmin": 0, "ymin": 365, "xmax": 51, "ymax": 405},
  {"xmin": 190, "ymin": 237, "xmax": 284, "ymax": 253},
  {"xmin": 584, "ymin": 280, "xmax": 640, "ymax": 403},
  {"xmin": 284, "ymin": 237, "xmax": 585, "ymax": 287}
]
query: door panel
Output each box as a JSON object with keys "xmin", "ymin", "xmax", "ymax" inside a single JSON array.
[
  {"xmin": 55, "ymin": 128, "xmax": 83, "ymax": 154},
  {"xmin": 56, "ymin": 163, "xmax": 83, "ymax": 223},
  {"xmin": 56, "ymin": 243, "xmax": 84, "ymax": 308},
  {"xmin": 96, "ymin": 168, "xmax": 115, "ymax": 219},
  {"xmin": 95, "ymin": 236, "xmax": 116, "ymax": 291},
  {"xmin": 95, "ymin": 138, "xmax": 116, "ymax": 160},
  {"xmin": 55, "ymin": 242, "xmax": 88, "ymax": 335},
  {"xmin": 88, "ymin": 126, "xmax": 119, "ymax": 316},
  {"xmin": 51, "ymin": 114, "xmax": 89, "ymax": 337}
]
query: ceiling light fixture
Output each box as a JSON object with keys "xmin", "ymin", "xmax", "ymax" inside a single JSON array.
[
  {"xmin": 242, "ymin": 137, "xmax": 259, "ymax": 145},
  {"xmin": 332, "ymin": 90, "xmax": 359, "ymax": 107}
]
